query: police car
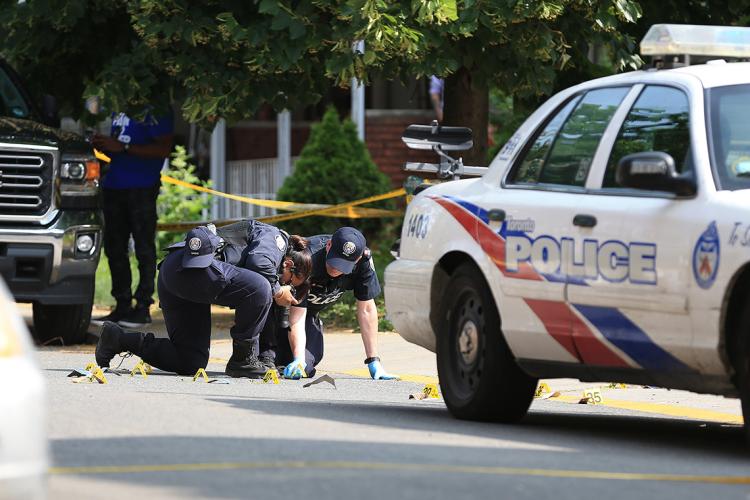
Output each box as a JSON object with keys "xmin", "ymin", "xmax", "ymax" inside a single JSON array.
[{"xmin": 385, "ymin": 24, "xmax": 750, "ymax": 433}]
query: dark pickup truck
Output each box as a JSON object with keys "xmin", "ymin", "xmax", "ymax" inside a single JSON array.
[{"xmin": 0, "ymin": 58, "xmax": 101, "ymax": 344}]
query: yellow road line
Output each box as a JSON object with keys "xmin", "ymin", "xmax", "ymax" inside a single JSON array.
[
  {"xmin": 341, "ymin": 370, "xmax": 742, "ymax": 424},
  {"xmin": 553, "ymin": 395, "xmax": 743, "ymax": 425},
  {"xmin": 48, "ymin": 460, "xmax": 750, "ymax": 484},
  {"xmin": 343, "ymin": 368, "xmax": 438, "ymax": 385}
]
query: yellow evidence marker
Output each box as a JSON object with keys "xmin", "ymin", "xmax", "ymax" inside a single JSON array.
[
  {"xmin": 85, "ymin": 362, "xmax": 98, "ymax": 372},
  {"xmin": 131, "ymin": 360, "xmax": 150, "ymax": 379},
  {"xmin": 193, "ymin": 368, "xmax": 209, "ymax": 382},
  {"xmin": 580, "ymin": 387, "xmax": 604, "ymax": 405},
  {"xmin": 262, "ymin": 369, "xmax": 280, "ymax": 384},
  {"xmin": 534, "ymin": 382, "xmax": 551, "ymax": 398},
  {"xmin": 91, "ymin": 367, "xmax": 108, "ymax": 384},
  {"xmin": 422, "ymin": 384, "xmax": 440, "ymax": 399}
]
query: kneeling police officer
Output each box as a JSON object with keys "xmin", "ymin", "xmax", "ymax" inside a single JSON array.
[
  {"xmin": 95, "ymin": 224, "xmax": 311, "ymax": 378},
  {"xmin": 260, "ymin": 226, "xmax": 399, "ymax": 380}
]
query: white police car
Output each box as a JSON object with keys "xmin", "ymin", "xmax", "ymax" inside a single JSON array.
[{"xmin": 385, "ymin": 24, "xmax": 750, "ymax": 433}]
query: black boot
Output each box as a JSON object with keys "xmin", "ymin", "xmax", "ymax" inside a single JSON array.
[
  {"xmin": 95, "ymin": 321, "xmax": 145, "ymax": 368},
  {"xmin": 226, "ymin": 340, "xmax": 267, "ymax": 378},
  {"xmin": 91, "ymin": 301, "xmax": 132, "ymax": 326},
  {"xmin": 259, "ymin": 354, "xmax": 276, "ymax": 371}
]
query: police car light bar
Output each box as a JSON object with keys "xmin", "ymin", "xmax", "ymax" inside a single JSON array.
[{"xmin": 641, "ymin": 24, "xmax": 750, "ymax": 59}]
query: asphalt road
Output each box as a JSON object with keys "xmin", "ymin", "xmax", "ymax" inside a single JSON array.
[{"xmin": 40, "ymin": 348, "xmax": 750, "ymax": 500}]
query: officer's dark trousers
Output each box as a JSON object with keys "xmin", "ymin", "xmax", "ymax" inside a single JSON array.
[
  {"xmin": 260, "ymin": 308, "xmax": 323, "ymax": 377},
  {"xmin": 135, "ymin": 251, "xmax": 272, "ymax": 375},
  {"xmin": 102, "ymin": 185, "xmax": 160, "ymax": 307}
]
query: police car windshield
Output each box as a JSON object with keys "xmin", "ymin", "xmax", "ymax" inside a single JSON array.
[
  {"xmin": 708, "ymin": 84, "xmax": 750, "ymax": 190},
  {"xmin": 0, "ymin": 66, "xmax": 31, "ymax": 119}
]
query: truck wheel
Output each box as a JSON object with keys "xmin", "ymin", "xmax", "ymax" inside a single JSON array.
[
  {"xmin": 436, "ymin": 262, "xmax": 537, "ymax": 422},
  {"xmin": 32, "ymin": 301, "xmax": 92, "ymax": 345}
]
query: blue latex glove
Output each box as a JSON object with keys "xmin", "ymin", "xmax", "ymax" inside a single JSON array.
[
  {"xmin": 283, "ymin": 358, "xmax": 307, "ymax": 379},
  {"xmin": 368, "ymin": 360, "xmax": 400, "ymax": 380}
]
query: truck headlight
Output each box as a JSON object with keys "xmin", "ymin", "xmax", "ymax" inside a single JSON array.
[{"xmin": 60, "ymin": 154, "xmax": 100, "ymax": 201}]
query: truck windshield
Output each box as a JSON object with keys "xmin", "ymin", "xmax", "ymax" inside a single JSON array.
[
  {"xmin": 0, "ymin": 66, "xmax": 31, "ymax": 119},
  {"xmin": 707, "ymin": 84, "xmax": 750, "ymax": 190}
]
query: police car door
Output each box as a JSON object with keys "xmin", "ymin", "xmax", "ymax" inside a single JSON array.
[
  {"xmin": 566, "ymin": 83, "xmax": 698, "ymax": 375},
  {"xmin": 494, "ymin": 87, "xmax": 633, "ymax": 365}
]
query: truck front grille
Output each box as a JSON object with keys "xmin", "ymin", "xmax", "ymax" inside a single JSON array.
[{"xmin": 0, "ymin": 151, "xmax": 54, "ymax": 217}]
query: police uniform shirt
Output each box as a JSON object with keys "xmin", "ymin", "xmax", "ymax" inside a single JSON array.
[
  {"xmin": 298, "ymin": 235, "xmax": 381, "ymax": 317},
  {"xmin": 218, "ymin": 220, "xmax": 288, "ymax": 296}
]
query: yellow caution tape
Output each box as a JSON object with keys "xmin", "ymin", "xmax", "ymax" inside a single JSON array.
[
  {"xmin": 155, "ymin": 176, "xmax": 405, "ymax": 230},
  {"xmin": 94, "ymin": 149, "xmax": 111, "ymax": 163},
  {"xmin": 422, "ymin": 383, "xmax": 440, "ymax": 399},
  {"xmin": 262, "ymin": 369, "xmax": 280, "ymax": 384},
  {"xmin": 534, "ymin": 382, "xmax": 551, "ymax": 398},
  {"xmin": 131, "ymin": 360, "xmax": 149, "ymax": 379},
  {"xmin": 193, "ymin": 368, "xmax": 209, "ymax": 382},
  {"xmin": 257, "ymin": 188, "xmax": 406, "ymax": 224}
]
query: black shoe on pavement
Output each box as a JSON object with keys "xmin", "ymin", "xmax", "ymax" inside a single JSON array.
[
  {"xmin": 226, "ymin": 341, "xmax": 267, "ymax": 378},
  {"xmin": 91, "ymin": 302, "xmax": 132, "ymax": 326},
  {"xmin": 95, "ymin": 322, "xmax": 124, "ymax": 368},
  {"xmin": 118, "ymin": 305, "xmax": 151, "ymax": 328},
  {"xmin": 259, "ymin": 355, "xmax": 276, "ymax": 371}
]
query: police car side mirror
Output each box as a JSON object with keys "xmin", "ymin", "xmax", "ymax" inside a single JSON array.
[
  {"xmin": 616, "ymin": 152, "xmax": 696, "ymax": 197},
  {"xmin": 401, "ymin": 122, "xmax": 473, "ymax": 151}
]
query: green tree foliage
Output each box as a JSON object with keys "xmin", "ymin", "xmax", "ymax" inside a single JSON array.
[
  {"xmin": 157, "ymin": 145, "xmax": 211, "ymax": 252},
  {"xmin": 1, "ymin": 0, "xmax": 643, "ymax": 139},
  {"xmin": 276, "ymin": 107, "xmax": 393, "ymax": 239}
]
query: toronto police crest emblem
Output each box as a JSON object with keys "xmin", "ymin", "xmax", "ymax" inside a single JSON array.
[
  {"xmin": 188, "ymin": 237, "xmax": 202, "ymax": 252},
  {"xmin": 692, "ymin": 221, "xmax": 720, "ymax": 289},
  {"xmin": 342, "ymin": 241, "xmax": 356, "ymax": 257}
]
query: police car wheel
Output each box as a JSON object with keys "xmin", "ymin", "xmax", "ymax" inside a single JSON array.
[
  {"xmin": 734, "ymin": 297, "xmax": 750, "ymax": 444},
  {"xmin": 436, "ymin": 263, "xmax": 537, "ymax": 423}
]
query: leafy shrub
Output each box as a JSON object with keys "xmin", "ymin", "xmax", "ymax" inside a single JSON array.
[
  {"xmin": 276, "ymin": 107, "xmax": 394, "ymax": 240},
  {"xmin": 157, "ymin": 145, "xmax": 211, "ymax": 252}
]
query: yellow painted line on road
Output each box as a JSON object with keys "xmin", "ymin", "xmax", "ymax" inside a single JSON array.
[
  {"xmin": 553, "ymin": 395, "xmax": 743, "ymax": 425},
  {"xmin": 49, "ymin": 460, "xmax": 750, "ymax": 484},
  {"xmin": 343, "ymin": 368, "xmax": 438, "ymax": 385},
  {"xmin": 196, "ymin": 364, "xmax": 744, "ymax": 425},
  {"xmin": 342, "ymin": 370, "xmax": 743, "ymax": 424}
]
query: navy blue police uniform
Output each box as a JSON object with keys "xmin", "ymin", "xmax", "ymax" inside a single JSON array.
[
  {"xmin": 118, "ymin": 227, "xmax": 273, "ymax": 376},
  {"xmin": 218, "ymin": 219, "xmax": 293, "ymax": 357},
  {"xmin": 261, "ymin": 233, "xmax": 380, "ymax": 375}
]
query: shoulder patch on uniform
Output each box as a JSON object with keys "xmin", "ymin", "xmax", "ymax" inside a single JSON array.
[{"xmin": 275, "ymin": 234, "xmax": 286, "ymax": 251}]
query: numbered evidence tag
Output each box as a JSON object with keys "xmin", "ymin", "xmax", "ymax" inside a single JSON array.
[
  {"xmin": 262, "ymin": 369, "xmax": 280, "ymax": 384},
  {"xmin": 534, "ymin": 382, "xmax": 551, "ymax": 398},
  {"xmin": 580, "ymin": 387, "xmax": 604, "ymax": 405},
  {"xmin": 193, "ymin": 368, "xmax": 209, "ymax": 382},
  {"xmin": 131, "ymin": 360, "xmax": 150, "ymax": 379},
  {"xmin": 422, "ymin": 383, "xmax": 440, "ymax": 399}
]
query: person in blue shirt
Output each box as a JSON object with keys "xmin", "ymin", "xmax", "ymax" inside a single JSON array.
[{"xmin": 91, "ymin": 112, "xmax": 174, "ymax": 328}]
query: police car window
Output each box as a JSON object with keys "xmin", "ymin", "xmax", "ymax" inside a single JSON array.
[
  {"xmin": 0, "ymin": 67, "xmax": 30, "ymax": 119},
  {"xmin": 604, "ymin": 86, "xmax": 690, "ymax": 188},
  {"xmin": 510, "ymin": 95, "xmax": 582, "ymax": 184},
  {"xmin": 707, "ymin": 84, "xmax": 750, "ymax": 191},
  {"xmin": 538, "ymin": 87, "xmax": 630, "ymax": 186}
]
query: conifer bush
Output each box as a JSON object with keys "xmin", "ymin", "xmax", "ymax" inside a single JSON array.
[{"xmin": 276, "ymin": 107, "xmax": 394, "ymax": 239}]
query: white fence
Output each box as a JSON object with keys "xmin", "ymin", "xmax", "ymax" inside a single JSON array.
[{"xmin": 221, "ymin": 157, "xmax": 298, "ymax": 219}]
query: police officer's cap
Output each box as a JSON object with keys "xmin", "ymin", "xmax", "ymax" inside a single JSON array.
[
  {"xmin": 327, "ymin": 227, "xmax": 366, "ymax": 274},
  {"xmin": 181, "ymin": 227, "xmax": 220, "ymax": 269}
]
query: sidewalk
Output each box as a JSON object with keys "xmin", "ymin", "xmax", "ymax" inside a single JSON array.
[{"xmin": 30, "ymin": 304, "xmax": 746, "ymax": 425}]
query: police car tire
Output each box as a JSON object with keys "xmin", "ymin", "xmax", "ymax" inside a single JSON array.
[
  {"xmin": 436, "ymin": 263, "xmax": 537, "ymax": 423},
  {"xmin": 734, "ymin": 298, "xmax": 750, "ymax": 444}
]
